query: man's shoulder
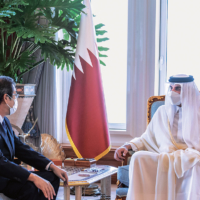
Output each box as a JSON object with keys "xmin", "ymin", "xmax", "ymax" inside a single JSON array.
[
  {"xmin": 153, "ymin": 105, "xmax": 165, "ymax": 117},
  {"xmin": 4, "ymin": 117, "xmax": 12, "ymax": 128},
  {"xmin": 150, "ymin": 105, "xmax": 166, "ymax": 124},
  {"xmin": 156, "ymin": 105, "xmax": 165, "ymax": 111}
]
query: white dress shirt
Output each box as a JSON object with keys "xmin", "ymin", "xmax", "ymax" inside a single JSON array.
[
  {"xmin": 0, "ymin": 115, "xmax": 4, "ymax": 124},
  {"xmin": 0, "ymin": 115, "xmax": 52, "ymax": 170},
  {"xmin": 127, "ymin": 106, "xmax": 185, "ymax": 151}
]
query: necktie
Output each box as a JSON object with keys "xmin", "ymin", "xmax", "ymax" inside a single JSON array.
[
  {"xmin": 1, "ymin": 120, "xmax": 13, "ymax": 158},
  {"xmin": 2, "ymin": 120, "xmax": 7, "ymax": 132}
]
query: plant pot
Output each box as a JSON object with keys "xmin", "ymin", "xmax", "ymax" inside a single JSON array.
[{"xmin": 6, "ymin": 84, "xmax": 36, "ymax": 136}]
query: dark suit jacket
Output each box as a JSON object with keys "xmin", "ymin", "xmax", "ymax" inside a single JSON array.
[{"xmin": 0, "ymin": 117, "xmax": 51, "ymax": 191}]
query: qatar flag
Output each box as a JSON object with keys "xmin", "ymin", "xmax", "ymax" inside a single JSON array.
[{"xmin": 65, "ymin": 0, "xmax": 110, "ymax": 160}]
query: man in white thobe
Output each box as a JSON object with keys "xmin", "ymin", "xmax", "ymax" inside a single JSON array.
[{"xmin": 114, "ymin": 74, "xmax": 200, "ymax": 200}]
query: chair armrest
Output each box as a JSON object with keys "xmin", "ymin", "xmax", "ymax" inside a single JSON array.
[
  {"xmin": 128, "ymin": 150, "xmax": 135, "ymax": 155},
  {"xmin": 123, "ymin": 150, "xmax": 135, "ymax": 166},
  {"xmin": 116, "ymin": 150, "xmax": 135, "ymax": 188}
]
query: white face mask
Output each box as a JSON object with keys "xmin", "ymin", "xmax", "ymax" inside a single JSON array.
[
  {"xmin": 6, "ymin": 95, "xmax": 18, "ymax": 115},
  {"xmin": 168, "ymin": 91, "xmax": 181, "ymax": 106}
]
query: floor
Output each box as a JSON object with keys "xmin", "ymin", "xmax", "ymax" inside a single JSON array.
[{"xmin": 56, "ymin": 184, "xmax": 117, "ymax": 200}]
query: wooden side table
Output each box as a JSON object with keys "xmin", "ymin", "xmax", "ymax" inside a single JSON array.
[{"xmin": 60, "ymin": 165, "xmax": 117, "ymax": 200}]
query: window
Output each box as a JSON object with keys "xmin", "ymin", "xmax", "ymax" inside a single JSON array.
[
  {"xmin": 57, "ymin": 0, "xmax": 158, "ymax": 145},
  {"xmin": 91, "ymin": 0, "xmax": 128, "ymax": 130},
  {"xmin": 159, "ymin": 0, "xmax": 200, "ymax": 93}
]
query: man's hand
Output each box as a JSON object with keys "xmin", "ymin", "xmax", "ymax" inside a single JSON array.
[
  {"xmin": 50, "ymin": 164, "xmax": 68, "ymax": 186},
  {"xmin": 28, "ymin": 173, "xmax": 55, "ymax": 200},
  {"xmin": 114, "ymin": 144, "xmax": 131, "ymax": 161}
]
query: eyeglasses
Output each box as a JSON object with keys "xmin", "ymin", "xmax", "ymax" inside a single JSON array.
[
  {"xmin": 169, "ymin": 85, "xmax": 181, "ymax": 92},
  {"xmin": 7, "ymin": 93, "xmax": 19, "ymax": 99},
  {"xmin": 13, "ymin": 93, "xmax": 19, "ymax": 99}
]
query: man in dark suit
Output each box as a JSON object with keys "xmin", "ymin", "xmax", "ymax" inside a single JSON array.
[{"xmin": 0, "ymin": 76, "xmax": 68, "ymax": 200}]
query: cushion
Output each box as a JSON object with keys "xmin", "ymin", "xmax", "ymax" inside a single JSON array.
[
  {"xmin": 116, "ymin": 188, "xmax": 129, "ymax": 197},
  {"xmin": 151, "ymin": 101, "xmax": 165, "ymax": 119},
  {"xmin": 0, "ymin": 194, "xmax": 13, "ymax": 200},
  {"xmin": 117, "ymin": 165, "xmax": 129, "ymax": 187}
]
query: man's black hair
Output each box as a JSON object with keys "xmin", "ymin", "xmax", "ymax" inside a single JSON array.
[{"xmin": 0, "ymin": 76, "xmax": 16, "ymax": 104}]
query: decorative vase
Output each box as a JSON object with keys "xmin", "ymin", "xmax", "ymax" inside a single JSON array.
[{"xmin": 7, "ymin": 84, "xmax": 36, "ymax": 136}]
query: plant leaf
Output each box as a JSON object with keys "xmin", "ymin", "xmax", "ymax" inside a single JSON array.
[
  {"xmin": 98, "ymin": 46, "xmax": 109, "ymax": 51},
  {"xmin": 100, "ymin": 60, "xmax": 106, "ymax": 66},
  {"xmin": 96, "ymin": 30, "xmax": 107, "ymax": 36},
  {"xmin": 97, "ymin": 37, "xmax": 109, "ymax": 43},
  {"xmin": 99, "ymin": 53, "xmax": 108, "ymax": 58},
  {"xmin": 95, "ymin": 23, "xmax": 105, "ymax": 30}
]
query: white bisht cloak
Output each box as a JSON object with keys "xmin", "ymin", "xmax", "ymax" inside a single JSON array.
[{"xmin": 127, "ymin": 105, "xmax": 200, "ymax": 200}]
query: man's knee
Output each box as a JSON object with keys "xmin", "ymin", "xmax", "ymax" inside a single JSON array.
[
  {"xmin": 53, "ymin": 173, "xmax": 60, "ymax": 186},
  {"xmin": 32, "ymin": 171, "xmax": 60, "ymax": 195},
  {"xmin": 46, "ymin": 171, "xmax": 60, "ymax": 192},
  {"xmin": 23, "ymin": 182, "xmax": 37, "ymax": 193},
  {"xmin": 131, "ymin": 151, "xmax": 159, "ymax": 166},
  {"xmin": 48, "ymin": 171, "xmax": 60, "ymax": 185},
  {"xmin": 34, "ymin": 171, "xmax": 59, "ymax": 184},
  {"xmin": 17, "ymin": 182, "xmax": 39, "ymax": 199},
  {"xmin": 132, "ymin": 151, "xmax": 147, "ymax": 162}
]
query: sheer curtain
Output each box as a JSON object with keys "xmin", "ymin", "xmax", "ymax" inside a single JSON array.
[
  {"xmin": 56, "ymin": 0, "xmax": 159, "ymax": 145},
  {"xmin": 126, "ymin": 0, "xmax": 159, "ymax": 139},
  {"xmin": 56, "ymin": 67, "xmax": 72, "ymax": 143},
  {"xmin": 110, "ymin": 0, "xmax": 159, "ymax": 145},
  {"xmin": 55, "ymin": 29, "xmax": 72, "ymax": 144}
]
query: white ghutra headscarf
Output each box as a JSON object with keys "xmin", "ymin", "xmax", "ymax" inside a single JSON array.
[{"xmin": 165, "ymin": 74, "xmax": 200, "ymax": 151}]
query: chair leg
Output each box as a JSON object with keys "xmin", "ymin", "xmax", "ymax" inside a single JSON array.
[
  {"xmin": 115, "ymin": 195, "xmax": 126, "ymax": 200},
  {"xmin": 116, "ymin": 180, "xmax": 128, "ymax": 189}
]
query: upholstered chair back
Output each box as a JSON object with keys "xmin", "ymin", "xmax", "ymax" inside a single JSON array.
[{"xmin": 147, "ymin": 95, "xmax": 165, "ymax": 124}]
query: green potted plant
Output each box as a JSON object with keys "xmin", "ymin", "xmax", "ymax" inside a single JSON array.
[
  {"xmin": 0, "ymin": 0, "xmax": 109, "ymax": 131},
  {"xmin": 0, "ymin": 0, "xmax": 109, "ymax": 82}
]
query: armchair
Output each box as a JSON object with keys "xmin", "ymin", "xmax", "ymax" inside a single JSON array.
[{"xmin": 115, "ymin": 95, "xmax": 165, "ymax": 200}]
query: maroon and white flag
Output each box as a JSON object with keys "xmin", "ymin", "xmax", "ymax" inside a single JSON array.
[{"xmin": 66, "ymin": 0, "xmax": 110, "ymax": 160}]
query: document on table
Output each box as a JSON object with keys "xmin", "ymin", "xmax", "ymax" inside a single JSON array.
[{"xmin": 68, "ymin": 172, "xmax": 96, "ymax": 181}]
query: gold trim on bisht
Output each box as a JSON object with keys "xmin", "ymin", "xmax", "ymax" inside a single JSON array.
[
  {"xmin": 130, "ymin": 142, "xmax": 139, "ymax": 150},
  {"xmin": 167, "ymin": 119, "xmax": 188, "ymax": 150}
]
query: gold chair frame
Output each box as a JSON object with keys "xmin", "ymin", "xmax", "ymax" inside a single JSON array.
[{"xmin": 147, "ymin": 95, "xmax": 165, "ymax": 124}]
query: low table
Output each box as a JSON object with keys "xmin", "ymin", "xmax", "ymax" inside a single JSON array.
[{"xmin": 60, "ymin": 165, "xmax": 118, "ymax": 200}]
